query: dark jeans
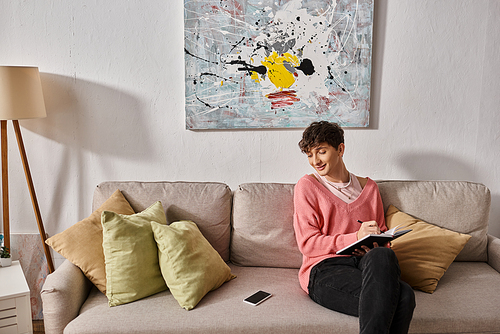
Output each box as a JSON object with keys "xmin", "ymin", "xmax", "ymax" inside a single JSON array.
[{"xmin": 308, "ymin": 248, "xmax": 415, "ymax": 334}]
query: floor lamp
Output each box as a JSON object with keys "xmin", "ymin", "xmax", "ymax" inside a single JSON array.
[{"xmin": 0, "ymin": 66, "xmax": 54, "ymax": 273}]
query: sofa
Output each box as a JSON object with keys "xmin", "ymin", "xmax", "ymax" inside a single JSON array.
[{"xmin": 41, "ymin": 180, "xmax": 500, "ymax": 334}]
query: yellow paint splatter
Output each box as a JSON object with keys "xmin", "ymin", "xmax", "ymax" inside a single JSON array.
[
  {"xmin": 251, "ymin": 71, "xmax": 261, "ymax": 83},
  {"xmin": 261, "ymin": 51, "xmax": 300, "ymax": 89}
]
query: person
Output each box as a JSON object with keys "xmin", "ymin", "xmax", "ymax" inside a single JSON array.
[{"xmin": 293, "ymin": 121, "xmax": 415, "ymax": 334}]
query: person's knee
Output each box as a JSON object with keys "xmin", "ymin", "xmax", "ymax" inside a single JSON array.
[
  {"xmin": 362, "ymin": 247, "xmax": 400, "ymax": 276},
  {"xmin": 367, "ymin": 246, "xmax": 397, "ymax": 263}
]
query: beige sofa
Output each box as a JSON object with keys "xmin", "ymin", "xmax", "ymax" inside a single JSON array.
[{"xmin": 41, "ymin": 180, "xmax": 500, "ymax": 333}]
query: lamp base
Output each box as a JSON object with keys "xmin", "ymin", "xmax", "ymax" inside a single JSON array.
[{"xmin": 1, "ymin": 120, "xmax": 54, "ymax": 273}]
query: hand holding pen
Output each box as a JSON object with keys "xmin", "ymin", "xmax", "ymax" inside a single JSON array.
[
  {"xmin": 356, "ymin": 219, "xmax": 381, "ymax": 240},
  {"xmin": 353, "ymin": 220, "xmax": 382, "ymax": 256}
]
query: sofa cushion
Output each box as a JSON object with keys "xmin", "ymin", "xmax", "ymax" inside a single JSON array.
[
  {"xmin": 102, "ymin": 201, "xmax": 168, "ymax": 306},
  {"xmin": 93, "ymin": 181, "xmax": 232, "ymax": 261},
  {"xmin": 377, "ymin": 180, "xmax": 490, "ymax": 261},
  {"xmin": 45, "ymin": 189, "xmax": 135, "ymax": 294},
  {"xmin": 61, "ymin": 263, "xmax": 500, "ymax": 334},
  {"xmin": 231, "ymin": 183, "xmax": 302, "ymax": 268},
  {"xmin": 410, "ymin": 262, "xmax": 500, "ymax": 333},
  {"xmin": 63, "ymin": 265, "xmax": 359, "ymax": 334},
  {"xmin": 386, "ymin": 205, "xmax": 471, "ymax": 293},
  {"xmin": 152, "ymin": 220, "xmax": 235, "ymax": 310}
]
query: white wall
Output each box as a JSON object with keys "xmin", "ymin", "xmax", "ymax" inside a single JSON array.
[{"xmin": 1, "ymin": 1, "xmax": 499, "ymax": 265}]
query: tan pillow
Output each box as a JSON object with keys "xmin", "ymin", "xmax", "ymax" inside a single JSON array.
[
  {"xmin": 45, "ymin": 190, "xmax": 135, "ymax": 293},
  {"xmin": 386, "ymin": 205, "xmax": 471, "ymax": 293}
]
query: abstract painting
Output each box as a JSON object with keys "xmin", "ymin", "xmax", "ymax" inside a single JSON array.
[{"xmin": 184, "ymin": 0, "xmax": 374, "ymax": 129}]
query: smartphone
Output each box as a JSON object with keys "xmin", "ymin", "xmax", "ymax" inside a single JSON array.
[{"xmin": 243, "ymin": 290, "xmax": 272, "ymax": 306}]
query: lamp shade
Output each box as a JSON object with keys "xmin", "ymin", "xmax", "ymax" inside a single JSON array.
[{"xmin": 0, "ymin": 66, "xmax": 47, "ymax": 120}]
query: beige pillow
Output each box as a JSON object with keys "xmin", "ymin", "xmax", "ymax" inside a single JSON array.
[
  {"xmin": 102, "ymin": 201, "xmax": 168, "ymax": 306},
  {"xmin": 152, "ymin": 220, "xmax": 235, "ymax": 310},
  {"xmin": 386, "ymin": 205, "xmax": 471, "ymax": 293},
  {"xmin": 45, "ymin": 190, "xmax": 135, "ymax": 293}
]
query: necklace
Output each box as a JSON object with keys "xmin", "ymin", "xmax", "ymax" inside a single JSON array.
[{"xmin": 325, "ymin": 173, "xmax": 353, "ymax": 199}]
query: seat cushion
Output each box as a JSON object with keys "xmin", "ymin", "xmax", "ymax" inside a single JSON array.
[
  {"xmin": 64, "ymin": 265, "xmax": 359, "ymax": 334},
  {"xmin": 409, "ymin": 262, "xmax": 500, "ymax": 333},
  {"xmin": 63, "ymin": 262, "xmax": 500, "ymax": 334}
]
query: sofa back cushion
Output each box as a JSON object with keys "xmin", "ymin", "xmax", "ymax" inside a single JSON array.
[
  {"xmin": 376, "ymin": 180, "xmax": 490, "ymax": 261},
  {"xmin": 93, "ymin": 181, "xmax": 232, "ymax": 261},
  {"xmin": 231, "ymin": 180, "xmax": 490, "ymax": 267},
  {"xmin": 231, "ymin": 183, "xmax": 302, "ymax": 268}
]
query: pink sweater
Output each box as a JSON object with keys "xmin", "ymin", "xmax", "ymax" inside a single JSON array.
[{"xmin": 293, "ymin": 174, "xmax": 386, "ymax": 292}]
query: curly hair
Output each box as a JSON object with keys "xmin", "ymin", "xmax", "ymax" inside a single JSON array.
[{"xmin": 298, "ymin": 121, "xmax": 344, "ymax": 153}]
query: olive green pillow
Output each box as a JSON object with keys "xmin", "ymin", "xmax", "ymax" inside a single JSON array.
[
  {"xmin": 102, "ymin": 201, "xmax": 168, "ymax": 306},
  {"xmin": 45, "ymin": 189, "xmax": 135, "ymax": 294},
  {"xmin": 386, "ymin": 205, "xmax": 471, "ymax": 293},
  {"xmin": 152, "ymin": 220, "xmax": 235, "ymax": 310}
]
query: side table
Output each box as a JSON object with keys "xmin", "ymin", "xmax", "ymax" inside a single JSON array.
[{"xmin": 0, "ymin": 261, "xmax": 33, "ymax": 334}]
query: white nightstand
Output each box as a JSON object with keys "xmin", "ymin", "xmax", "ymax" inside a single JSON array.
[{"xmin": 0, "ymin": 261, "xmax": 33, "ymax": 334}]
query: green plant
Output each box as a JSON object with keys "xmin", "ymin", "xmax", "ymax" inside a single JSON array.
[{"xmin": 0, "ymin": 246, "xmax": 10, "ymax": 258}]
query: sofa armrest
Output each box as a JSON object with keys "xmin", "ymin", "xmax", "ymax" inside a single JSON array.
[
  {"xmin": 487, "ymin": 234, "xmax": 500, "ymax": 273},
  {"xmin": 41, "ymin": 259, "xmax": 93, "ymax": 334}
]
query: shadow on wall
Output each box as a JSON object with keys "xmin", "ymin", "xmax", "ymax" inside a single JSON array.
[
  {"xmin": 368, "ymin": 0, "xmax": 388, "ymax": 130},
  {"xmin": 397, "ymin": 152, "xmax": 476, "ymax": 181},
  {"xmin": 26, "ymin": 73, "xmax": 154, "ymax": 159},
  {"xmin": 398, "ymin": 152, "xmax": 500, "ymax": 235},
  {"xmin": 21, "ymin": 73, "xmax": 155, "ymax": 231}
]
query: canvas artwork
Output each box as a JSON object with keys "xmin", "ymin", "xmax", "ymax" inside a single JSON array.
[{"xmin": 184, "ymin": 0, "xmax": 374, "ymax": 129}]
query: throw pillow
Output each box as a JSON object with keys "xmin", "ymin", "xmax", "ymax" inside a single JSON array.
[
  {"xmin": 102, "ymin": 201, "xmax": 168, "ymax": 306},
  {"xmin": 386, "ymin": 205, "xmax": 471, "ymax": 293},
  {"xmin": 45, "ymin": 189, "xmax": 135, "ymax": 294},
  {"xmin": 152, "ymin": 220, "xmax": 236, "ymax": 310}
]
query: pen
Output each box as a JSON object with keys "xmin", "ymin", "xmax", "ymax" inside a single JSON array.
[{"xmin": 358, "ymin": 219, "xmax": 383, "ymax": 236}]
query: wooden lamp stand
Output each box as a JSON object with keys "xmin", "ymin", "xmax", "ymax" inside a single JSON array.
[
  {"xmin": 1, "ymin": 120, "xmax": 54, "ymax": 273},
  {"xmin": 0, "ymin": 66, "xmax": 54, "ymax": 274}
]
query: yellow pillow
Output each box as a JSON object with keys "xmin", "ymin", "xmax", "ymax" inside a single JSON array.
[
  {"xmin": 386, "ymin": 205, "xmax": 471, "ymax": 293},
  {"xmin": 45, "ymin": 190, "xmax": 135, "ymax": 294},
  {"xmin": 102, "ymin": 201, "xmax": 168, "ymax": 306},
  {"xmin": 152, "ymin": 220, "xmax": 235, "ymax": 310}
]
